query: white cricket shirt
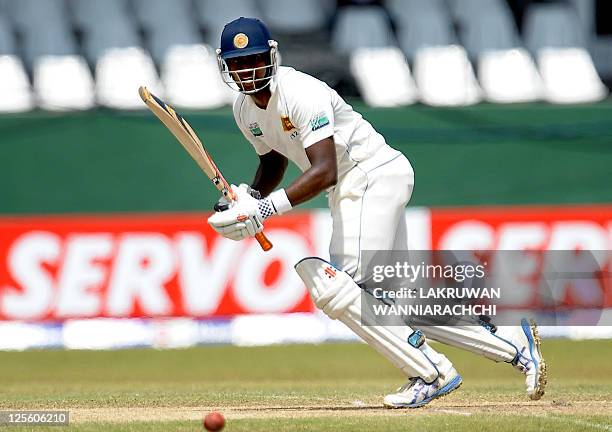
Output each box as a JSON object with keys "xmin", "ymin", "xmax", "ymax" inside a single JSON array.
[{"xmin": 232, "ymin": 66, "xmax": 395, "ymax": 181}]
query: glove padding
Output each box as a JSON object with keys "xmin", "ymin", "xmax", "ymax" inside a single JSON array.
[
  {"xmin": 208, "ymin": 184, "xmax": 271, "ymax": 241},
  {"xmin": 213, "ymin": 185, "xmax": 261, "ymax": 212}
]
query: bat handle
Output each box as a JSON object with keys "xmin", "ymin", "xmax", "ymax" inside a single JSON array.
[
  {"xmin": 227, "ymin": 187, "xmax": 272, "ymax": 250},
  {"xmin": 255, "ymin": 232, "xmax": 273, "ymax": 251}
]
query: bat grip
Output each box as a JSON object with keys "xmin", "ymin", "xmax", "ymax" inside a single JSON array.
[
  {"xmin": 213, "ymin": 206, "xmax": 272, "ymax": 250},
  {"xmin": 228, "ymin": 186, "xmax": 272, "ymax": 251},
  {"xmin": 255, "ymin": 232, "xmax": 273, "ymax": 251}
]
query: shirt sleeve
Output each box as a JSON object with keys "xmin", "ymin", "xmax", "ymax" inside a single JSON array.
[
  {"xmin": 233, "ymin": 96, "xmax": 272, "ymax": 156},
  {"xmin": 289, "ymin": 79, "xmax": 335, "ymax": 149}
]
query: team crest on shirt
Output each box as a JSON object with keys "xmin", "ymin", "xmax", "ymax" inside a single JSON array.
[
  {"xmin": 310, "ymin": 111, "xmax": 330, "ymax": 131},
  {"xmin": 281, "ymin": 115, "xmax": 295, "ymax": 131},
  {"xmin": 233, "ymin": 33, "xmax": 249, "ymax": 49},
  {"xmin": 248, "ymin": 122, "xmax": 263, "ymax": 137}
]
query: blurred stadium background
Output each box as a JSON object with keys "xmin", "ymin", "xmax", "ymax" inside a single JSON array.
[
  {"xmin": 0, "ymin": 2, "xmax": 611, "ymax": 431},
  {"xmin": 0, "ymin": 0, "xmax": 612, "ymax": 109},
  {"xmin": 0, "ymin": 0, "xmax": 610, "ymax": 351}
]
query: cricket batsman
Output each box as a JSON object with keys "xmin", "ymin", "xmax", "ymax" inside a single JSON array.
[{"xmin": 208, "ymin": 17, "xmax": 546, "ymax": 408}]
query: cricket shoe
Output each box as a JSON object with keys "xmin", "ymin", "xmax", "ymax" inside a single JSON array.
[
  {"xmin": 383, "ymin": 367, "xmax": 462, "ymax": 408},
  {"xmin": 511, "ymin": 319, "xmax": 547, "ymax": 400}
]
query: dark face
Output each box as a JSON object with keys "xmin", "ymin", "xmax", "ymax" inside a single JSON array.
[{"xmin": 226, "ymin": 53, "xmax": 269, "ymax": 92}]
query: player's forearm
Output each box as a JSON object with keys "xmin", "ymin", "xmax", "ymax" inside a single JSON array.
[
  {"xmin": 251, "ymin": 164, "xmax": 281, "ymax": 196},
  {"xmin": 250, "ymin": 138, "xmax": 336, "ymax": 215},
  {"xmin": 251, "ymin": 152, "xmax": 288, "ymax": 196},
  {"xmin": 282, "ymin": 136, "xmax": 338, "ymax": 207},
  {"xmin": 285, "ymin": 164, "xmax": 337, "ymax": 207}
]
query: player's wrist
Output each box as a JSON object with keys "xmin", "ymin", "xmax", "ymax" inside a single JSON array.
[
  {"xmin": 255, "ymin": 188, "xmax": 292, "ymax": 220},
  {"xmin": 257, "ymin": 197, "xmax": 276, "ymax": 220},
  {"xmin": 268, "ymin": 188, "xmax": 292, "ymax": 214}
]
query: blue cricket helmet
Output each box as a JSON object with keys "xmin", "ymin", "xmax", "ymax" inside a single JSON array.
[
  {"xmin": 216, "ymin": 17, "xmax": 279, "ymax": 94},
  {"xmin": 219, "ymin": 17, "xmax": 273, "ymax": 60}
]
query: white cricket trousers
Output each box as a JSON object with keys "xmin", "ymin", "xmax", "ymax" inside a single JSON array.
[
  {"xmin": 326, "ymin": 146, "xmax": 521, "ymax": 370},
  {"xmin": 328, "ymin": 146, "xmax": 414, "ymax": 284}
]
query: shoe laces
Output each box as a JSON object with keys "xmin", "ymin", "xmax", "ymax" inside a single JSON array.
[
  {"xmin": 397, "ymin": 377, "xmax": 421, "ymax": 392},
  {"xmin": 513, "ymin": 347, "xmax": 533, "ymax": 374}
]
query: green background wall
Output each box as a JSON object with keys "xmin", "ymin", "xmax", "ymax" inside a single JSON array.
[{"xmin": 1, "ymin": 102, "xmax": 611, "ymax": 214}]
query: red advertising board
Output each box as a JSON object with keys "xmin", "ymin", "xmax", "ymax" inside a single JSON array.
[
  {"xmin": 0, "ymin": 205, "xmax": 611, "ymax": 320},
  {"xmin": 431, "ymin": 205, "xmax": 612, "ymax": 250},
  {"xmin": 0, "ymin": 213, "xmax": 316, "ymax": 320},
  {"xmin": 431, "ymin": 205, "xmax": 612, "ymax": 309}
]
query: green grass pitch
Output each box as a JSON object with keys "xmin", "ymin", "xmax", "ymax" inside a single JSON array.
[{"xmin": 0, "ymin": 339, "xmax": 610, "ymax": 431}]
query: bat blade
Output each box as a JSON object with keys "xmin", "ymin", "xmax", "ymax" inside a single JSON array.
[{"xmin": 139, "ymin": 86, "xmax": 272, "ymax": 251}]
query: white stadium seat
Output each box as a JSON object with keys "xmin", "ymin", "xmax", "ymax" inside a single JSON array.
[
  {"xmin": 537, "ymin": 48, "xmax": 608, "ymax": 104},
  {"xmin": 0, "ymin": 55, "xmax": 34, "ymax": 112},
  {"xmin": 34, "ymin": 55, "xmax": 95, "ymax": 111},
  {"xmin": 413, "ymin": 45, "xmax": 481, "ymax": 106},
  {"xmin": 95, "ymin": 47, "xmax": 163, "ymax": 109},
  {"xmin": 478, "ymin": 48, "xmax": 543, "ymax": 103},
  {"xmin": 350, "ymin": 47, "xmax": 417, "ymax": 107},
  {"xmin": 162, "ymin": 44, "xmax": 233, "ymax": 109},
  {"xmin": 523, "ymin": 2, "xmax": 607, "ymax": 104}
]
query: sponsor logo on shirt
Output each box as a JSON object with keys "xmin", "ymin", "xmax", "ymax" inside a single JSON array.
[
  {"xmin": 281, "ymin": 116, "xmax": 295, "ymax": 131},
  {"xmin": 248, "ymin": 122, "xmax": 263, "ymax": 137},
  {"xmin": 310, "ymin": 112, "xmax": 330, "ymax": 132}
]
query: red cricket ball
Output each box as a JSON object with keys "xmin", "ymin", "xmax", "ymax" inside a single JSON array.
[{"xmin": 203, "ymin": 411, "xmax": 225, "ymax": 431}]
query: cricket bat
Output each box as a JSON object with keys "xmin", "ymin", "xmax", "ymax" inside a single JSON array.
[{"xmin": 138, "ymin": 86, "xmax": 273, "ymax": 251}]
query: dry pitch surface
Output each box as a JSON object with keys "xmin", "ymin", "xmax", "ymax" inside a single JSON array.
[{"xmin": 1, "ymin": 340, "xmax": 610, "ymax": 431}]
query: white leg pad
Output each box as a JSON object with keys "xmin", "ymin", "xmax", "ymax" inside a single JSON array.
[
  {"xmin": 420, "ymin": 325, "xmax": 518, "ymax": 363},
  {"xmin": 295, "ymin": 257, "xmax": 441, "ymax": 382}
]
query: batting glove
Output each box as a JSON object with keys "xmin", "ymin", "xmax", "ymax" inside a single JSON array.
[
  {"xmin": 208, "ymin": 184, "xmax": 277, "ymax": 241},
  {"xmin": 213, "ymin": 184, "xmax": 261, "ymax": 212}
]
